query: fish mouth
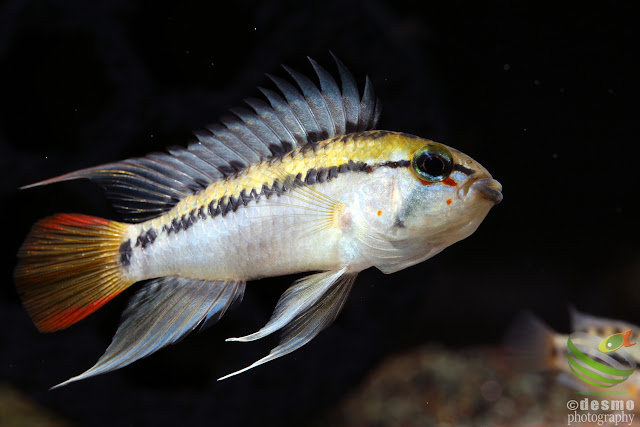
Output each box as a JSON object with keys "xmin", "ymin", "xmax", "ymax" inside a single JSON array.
[{"xmin": 469, "ymin": 178, "xmax": 503, "ymax": 204}]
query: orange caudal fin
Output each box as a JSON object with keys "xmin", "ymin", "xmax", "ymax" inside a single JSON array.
[{"xmin": 14, "ymin": 214, "xmax": 134, "ymax": 332}]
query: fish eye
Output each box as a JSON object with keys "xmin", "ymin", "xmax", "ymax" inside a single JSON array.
[{"xmin": 411, "ymin": 144, "xmax": 453, "ymax": 183}]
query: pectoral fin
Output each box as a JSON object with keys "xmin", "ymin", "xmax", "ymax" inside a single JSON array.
[{"xmin": 219, "ymin": 270, "xmax": 357, "ymax": 380}]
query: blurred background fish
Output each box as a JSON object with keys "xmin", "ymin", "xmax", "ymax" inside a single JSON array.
[{"xmin": 505, "ymin": 306, "xmax": 640, "ymax": 399}]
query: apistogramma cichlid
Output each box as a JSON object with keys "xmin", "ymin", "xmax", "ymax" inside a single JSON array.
[
  {"xmin": 15, "ymin": 55, "xmax": 502, "ymax": 387},
  {"xmin": 506, "ymin": 307, "xmax": 640, "ymax": 397}
]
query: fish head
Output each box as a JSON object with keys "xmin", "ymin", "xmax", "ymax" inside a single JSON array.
[{"xmin": 351, "ymin": 136, "xmax": 502, "ymax": 273}]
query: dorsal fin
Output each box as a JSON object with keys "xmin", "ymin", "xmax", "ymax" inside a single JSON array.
[{"xmin": 22, "ymin": 55, "xmax": 382, "ymax": 223}]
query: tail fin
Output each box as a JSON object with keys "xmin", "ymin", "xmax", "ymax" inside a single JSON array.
[
  {"xmin": 503, "ymin": 311, "xmax": 559, "ymax": 372},
  {"xmin": 15, "ymin": 214, "xmax": 134, "ymax": 332}
]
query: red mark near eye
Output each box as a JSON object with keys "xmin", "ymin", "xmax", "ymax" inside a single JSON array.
[
  {"xmin": 377, "ymin": 210, "xmax": 382, "ymax": 216},
  {"xmin": 446, "ymin": 199, "xmax": 452, "ymax": 205},
  {"xmin": 442, "ymin": 178, "xmax": 457, "ymax": 187}
]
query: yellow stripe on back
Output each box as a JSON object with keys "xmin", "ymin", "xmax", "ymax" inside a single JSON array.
[{"xmin": 161, "ymin": 131, "xmax": 426, "ymax": 224}]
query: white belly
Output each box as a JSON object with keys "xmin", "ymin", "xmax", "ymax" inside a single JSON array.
[{"xmin": 125, "ymin": 192, "xmax": 348, "ymax": 282}]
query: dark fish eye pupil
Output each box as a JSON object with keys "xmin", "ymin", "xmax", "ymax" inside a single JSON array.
[
  {"xmin": 420, "ymin": 154, "xmax": 445, "ymax": 177},
  {"xmin": 411, "ymin": 144, "xmax": 453, "ymax": 183}
]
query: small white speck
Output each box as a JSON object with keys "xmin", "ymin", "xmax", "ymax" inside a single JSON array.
[
  {"xmin": 150, "ymin": 134, "xmax": 154, "ymax": 138},
  {"xmin": 503, "ymin": 64, "xmax": 511, "ymax": 71},
  {"xmin": 185, "ymin": 49, "xmax": 190, "ymax": 55},
  {"xmin": 523, "ymin": 128, "xmax": 527, "ymax": 132},
  {"xmin": 552, "ymin": 153, "xmax": 558, "ymax": 159},
  {"xmin": 74, "ymin": 108, "xmax": 78, "ymax": 112},
  {"xmin": 45, "ymin": 156, "xmax": 48, "ymax": 159},
  {"xmin": 533, "ymin": 79, "xmax": 541, "ymax": 86},
  {"xmin": 254, "ymin": 27, "xmax": 257, "ymax": 31}
]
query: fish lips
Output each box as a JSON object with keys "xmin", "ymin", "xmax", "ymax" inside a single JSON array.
[{"xmin": 470, "ymin": 178, "xmax": 503, "ymax": 204}]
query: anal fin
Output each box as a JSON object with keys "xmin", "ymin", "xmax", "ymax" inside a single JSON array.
[
  {"xmin": 219, "ymin": 270, "xmax": 357, "ymax": 380},
  {"xmin": 53, "ymin": 277, "xmax": 245, "ymax": 389}
]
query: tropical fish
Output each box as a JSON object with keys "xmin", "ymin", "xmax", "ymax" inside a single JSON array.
[{"xmin": 14, "ymin": 55, "xmax": 503, "ymax": 387}]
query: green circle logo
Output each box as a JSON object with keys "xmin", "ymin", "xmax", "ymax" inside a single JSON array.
[{"xmin": 567, "ymin": 332, "xmax": 636, "ymax": 388}]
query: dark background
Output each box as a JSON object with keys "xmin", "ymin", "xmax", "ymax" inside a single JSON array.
[{"xmin": 0, "ymin": 1, "xmax": 636, "ymax": 425}]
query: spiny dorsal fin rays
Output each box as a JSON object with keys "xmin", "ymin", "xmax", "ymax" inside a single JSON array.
[
  {"xmin": 226, "ymin": 268, "xmax": 347, "ymax": 343},
  {"xmin": 166, "ymin": 146, "xmax": 226, "ymax": 182},
  {"xmin": 21, "ymin": 56, "xmax": 381, "ymax": 223},
  {"xmin": 228, "ymin": 106, "xmax": 286, "ymax": 155},
  {"xmin": 190, "ymin": 129, "xmax": 250, "ymax": 174},
  {"xmin": 207, "ymin": 122, "xmax": 265, "ymax": 164},
  {"xmin": 218, "ymin": 272, "xmax": 357, "ymax": 381},
  {"xmin": 243, "ymin": 97, "xmax": 298, "ymax": 153},
  {"xmin": 52, "ymin": 277, "xmax": 245, "ymax": 389},
  {"xmin": 282, "ymin": 64, "xmax": 334, "ymax": 141},
  {"xmin": 258, "ymin": 87, "xmax": 308, "ymax": 147},
  {"xmin": 267, "ymin": 74, "xmax": 323, "ymax": 143},
  {"xmin": 308, "ymin": 57, "xmax": 346, "ymax": 135},
  {"xmin": 20, "ymin": 156, "xmax": 196, "ymax": 198},
  {"xmin": 359, "ymin": 76, "xmax": 380, "ymax": 132},
  {"xmin": 332, "ymin": 53, "xmax": 360, "ymax": 133}
]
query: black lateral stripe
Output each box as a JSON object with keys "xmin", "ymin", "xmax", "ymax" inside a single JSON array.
[
  {"xmin": 182, "ymin": 211, "xmax": 195, "ymax": 230},
  {"xmin": 198, "ymin": 206, "xmax": 207, "ymax": 220},
  {"xmin": 316, "ymin": 168, "xmax": 329, "ymax": 183},
  {"xmin": 135, "ymin": 228, "xmax": 157, "ymax": 249},
  {"xmin": 208, "ymin": 200, "xmax": 217, "ymax": 217},
  {"xmin": 377, "ymin": 160, "xmax": 410, "ymax": 169},
  {"xmin": 453, "ymin": 164, "xmax": 475, "ymax": 176},
  {"xmin": 240, "ymin": 189, "xmax": 251, "ymax": 205},
  {"xmin": 155, "ymin": 158, "xmax": 411, "ymax": 242},
  {"xmin": 212, "ymin": 202, "xmax": 222, "ymax": 217},
  {"xmin": 147, "ymin": 229, "xmax": 157, "ymax": 244},
  {"xmin": 305, "ymin": 168, "xmax": 318, "ymax": 185},
  {"xmin": 119, "ymin": 240, "xmax": 132, "ymax": 266},
  {"xmin": 328, "ymin": 165, "xmax": 339, "ymax": 180}
]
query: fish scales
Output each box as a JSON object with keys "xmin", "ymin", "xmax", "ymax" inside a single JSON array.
[
  {"xmin": 14, "ymin": 56, "xmax": 502, "ymax": 386},
  {"xmin": 126, "ymin": 131, "xmax": 416, "ymax": 281}
]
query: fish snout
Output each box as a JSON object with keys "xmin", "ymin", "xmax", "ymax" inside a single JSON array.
[{"xmin": 469, "ymin": 178, "xmax": 503, "ymax": 204}]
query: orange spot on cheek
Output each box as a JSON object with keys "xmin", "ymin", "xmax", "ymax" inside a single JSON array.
[
  {"xmin": 377, "ymin": 210, "xmax": 382, "ymax": 216},
  {"xmin": 442, "ymin": 177, "xmax": 457, "ymax": 187},
  {"xmin": 446, "ymin": 199, "xmax": 452, "ymax": 205}
]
